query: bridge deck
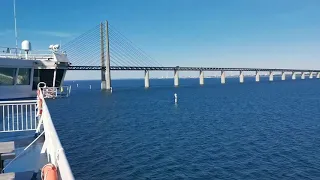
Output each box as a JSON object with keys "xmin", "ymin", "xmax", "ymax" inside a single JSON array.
[{"xmin": 68, "ymin": 66, "xmax": 320, "ymax": 72}]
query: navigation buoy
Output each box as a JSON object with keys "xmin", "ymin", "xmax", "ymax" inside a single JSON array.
[{"xmin": 174, "ymin": 93, "xmax": 178, "ymax": 103}]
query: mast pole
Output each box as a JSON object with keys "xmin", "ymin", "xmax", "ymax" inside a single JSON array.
[{"xmin": 13, "ymin": 0, "xmax": 18, "ymax": 54}]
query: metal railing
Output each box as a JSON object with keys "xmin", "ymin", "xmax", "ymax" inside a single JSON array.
[
  {"xmin": 40, "ymin": 86, "xmax": 72, "ymax": 99},
  {"xmin": 0, "ymin": 91, "xmax": 74, "ymax": 179},
  {"xmin": 37, "ymin": 88, "xmax": 75, "ymax": 179},
  {"xmin": 0, "ymin": 53, "xmax": 53, "ymax": 60},
  {"xmin": 0, "ymin": 100, "xmax": 38, "ymax": 132},
  {"xmin": 0, "ymin": 46, "xmax": 65, "ymax": 60}
]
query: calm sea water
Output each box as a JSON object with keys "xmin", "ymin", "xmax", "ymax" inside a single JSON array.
[{"xmin": 47, "ymin": 76, "xmax": 320, "ymax": 180}]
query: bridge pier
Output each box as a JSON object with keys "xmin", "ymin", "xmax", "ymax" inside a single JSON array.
[
  {"xmin": 317, "ymin": 72, "xmax": 320, "ymax": 79},
  {"xmin": 239, "ymin": 71, "xmax": 244, "ymax": 83},
  {"xmin": 174, "ymin": 69, "xmax": 179, "ymax": 87},
  {"xmin": 292, "ymin": 72, "xmax": 296, "ymax": 80},
  {"xmin": 309, "ymin": 72, "xmax": 313, "ymax": 79},
  {"xmin": 221, "ymin": 71, "xmax": 226, "ymax": 84},
  {"xmin": 301, "ymin": 72, "xmax": 305, "ymax": 79},
  {"xmin": 281, "ymin": 72, "xmax": 286, "ymax": 81},
  {"xmin": 199, "ymin": 70, "xmax": 204, "ymax": 85},
  {"xmin": 255, "ymin": 71, "xmax": 260, "ymax": 82},
  {"xmin": 144, "ymin": 70, "xmax": 150, "ymax": 88},
  {"xmin": 269, "ymin": 71, "xmax": 274, "ymax": 81}
]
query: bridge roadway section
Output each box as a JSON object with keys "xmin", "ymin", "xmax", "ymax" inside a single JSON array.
[{"xmin": 68, "ymin": 66, "xmax": 320, "ymax": 89}]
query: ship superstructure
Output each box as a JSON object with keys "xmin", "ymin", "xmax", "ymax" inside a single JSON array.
[{"xmin": 0, "ymin": 41, "xmax": 70, "ymax": 100}]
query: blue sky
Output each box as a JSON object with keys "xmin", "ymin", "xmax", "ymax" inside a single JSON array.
[{"xmin": 1, "ymin": 0, "xmax": 320, "ymax": 79}]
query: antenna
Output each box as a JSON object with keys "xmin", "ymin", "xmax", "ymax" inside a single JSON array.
[{"xmin": 13, "ymin": 0, "xmax": 18, "ymax": 54}]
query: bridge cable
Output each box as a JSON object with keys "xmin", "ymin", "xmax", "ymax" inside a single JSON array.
[
  {"xmin": 109, "ymin": 33, "xmax": 150, "ymax": 66},
  {"xmin": 108, "ymin": 24, "xmax": 163, "ymax": 67},
  {"xmin": 108, "ymin": 26, "xmax": 158, "ymax": 67},
  {"xmin": 108, "ymin": 29, "xmax": 154, "ymax": 66}
]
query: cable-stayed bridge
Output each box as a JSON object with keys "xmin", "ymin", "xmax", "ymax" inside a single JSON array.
[{"xmin": 63, "ymin": 21, "xmax": 320, "ymax": 89}]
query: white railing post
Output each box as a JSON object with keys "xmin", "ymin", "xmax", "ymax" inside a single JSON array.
[
  {"xmin": 0, "ymin": 100, "xmax": 37, "ymax": 132},
  {"xmin": 37, "ymin": 88, "xmax": 75, "ymax": 179}
]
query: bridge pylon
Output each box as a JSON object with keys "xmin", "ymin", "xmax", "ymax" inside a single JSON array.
[{"xmin": 101, "ymin": 21, "xmax": 112, "ymax": 90}]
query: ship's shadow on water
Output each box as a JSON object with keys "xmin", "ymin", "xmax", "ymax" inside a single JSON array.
[{"xmin": 48, "ymin": 78, "xmax": 320, "ymax": 180}]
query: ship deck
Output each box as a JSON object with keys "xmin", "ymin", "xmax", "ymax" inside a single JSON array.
[
  {"xmin": 0, "ymin": 89, "xmax": 74, "ymax": 179},
  {"xmin": 0, "ymin": 131, "xmax": 47, "ymax": 180}
]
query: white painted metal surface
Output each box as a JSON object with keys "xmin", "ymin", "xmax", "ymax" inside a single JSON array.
[
  {"xmin": 0, "ymin": 45, "xmax": 70, "ymax": 100},
  {"xmin": 0, "ymin": 89, "xmax": 74, "ymax": 179},
  {"xmin": 37, "ymin": 89, "xmax": 75, "ymax": 180},
  {"xmin": 21, "ymin": 40, "xmax": 31, "ymax": 51},
  {"xmin": 40, "ymin": 86, "xmax": 71, "ymax": 99},
  {"xmin": 0, "ymin": 58, "xmax": 36, "ymax": 100},
  {"xmin": 0, "ymin": 100, "xmax": 37, "ymax": 132},
  {"xmin": 0, "ymin": 47, "xmax": 70, "ymax": 65}
]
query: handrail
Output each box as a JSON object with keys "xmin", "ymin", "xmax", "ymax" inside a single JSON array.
[
  {"xmin": 0, "ymin": 100, "xmax": 37, "ymax": 132},
  {"xmin": 0, "ymin": 100, "xmax": 37, "ymax": 104},
  {"xmin": 0, "ymin": 46, "xmax": 55, "ymax": 60},
  {"xmin": 38, "ymin": 89, "xmax": 75, "ymax": 180},
  {"xmin": 0, "ymin": 87, "xmax": 74, "ymax": 178},
  {"xmin": 0, "ymin": 54, "xmax": 54, "ymax": 60}
]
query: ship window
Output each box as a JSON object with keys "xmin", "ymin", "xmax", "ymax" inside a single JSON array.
[
  {"xmin": 55, "ymin": 69, "xmax": 65, "ymax": 87},
  {"xmin": 39, "ymin": 69, "xmax": 54, "ymax": 87},
  {"xmin": 0, "ymin": 68, "xmax": 16, "ymax": 85},
  {"xmin": 32, "ymin": 69, "xmax": 40, "ymax": 90},
  {"xmin": 16, "ymin": 68, "xmax": 31, "ymax": 85}
]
